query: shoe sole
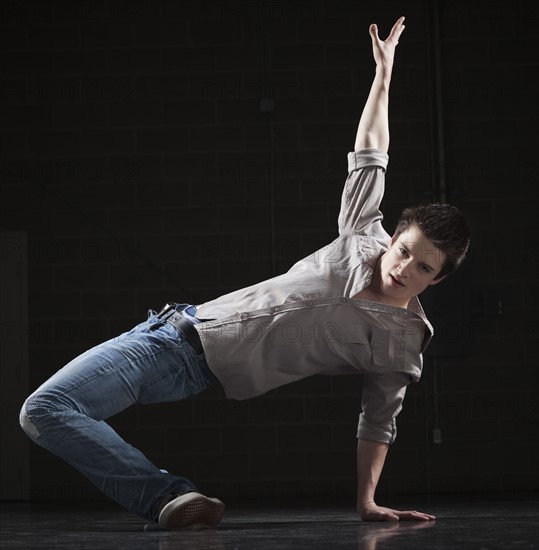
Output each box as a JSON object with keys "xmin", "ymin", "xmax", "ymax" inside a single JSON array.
[{"xmin": 158, "ymin": 492, "xmax": 225, "ymax": 530}]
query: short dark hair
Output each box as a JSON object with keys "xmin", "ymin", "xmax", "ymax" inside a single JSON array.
[{"xmin": 394, "ymin": 203, "xmax": 470, "ymax": 279}]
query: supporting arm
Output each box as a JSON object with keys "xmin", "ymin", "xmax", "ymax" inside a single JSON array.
[
  {"xmin": 356, "ymin": 439, "xmax": 389, "ymax": 516},
  {"xmin": 356, "ymin": 438, "xmax": 436, "ymax": 521}
]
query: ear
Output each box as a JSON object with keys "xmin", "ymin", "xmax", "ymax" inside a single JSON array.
[{"xmin": 429, "ymin": 274, "xmax": 448, "ymax": 286}]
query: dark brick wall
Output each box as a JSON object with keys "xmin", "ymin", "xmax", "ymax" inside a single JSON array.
[{"xmin": 1, "ymin": 0, "xmax": 538, "ymax": 505}]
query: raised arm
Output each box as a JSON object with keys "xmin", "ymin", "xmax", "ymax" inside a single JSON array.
[{"xmin": 354, "ymin": 16, "xmax": 405, "ymax": 153}]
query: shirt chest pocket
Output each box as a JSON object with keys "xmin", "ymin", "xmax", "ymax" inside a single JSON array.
[
  {"xmin": 344, "ymin": 324, "xmax": 406, "ymax": 373},
  {"xmin": 370, "ymin": 327, "xmax": 406, "ymax": 371},
  {"xmin": 350, "ymin": 326, "xmax": 405, "ymax": 372}
]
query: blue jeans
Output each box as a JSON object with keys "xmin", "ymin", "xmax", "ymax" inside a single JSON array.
[{"xmin": 19, "ymin": 305, "xmax": 218, "ymax": 523}]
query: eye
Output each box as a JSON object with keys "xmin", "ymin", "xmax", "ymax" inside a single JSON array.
[
  {"xmin": 399, "ymin": 247, "xmax": 409, "ymax": 257},
  {"xmin": 420, "ymin": 264, "xmax": 430, "ymax": 273}
]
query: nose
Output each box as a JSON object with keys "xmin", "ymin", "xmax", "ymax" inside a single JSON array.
[{"xmin": 397, "ymin": 260, "xmax": 412, "ymax": 278}]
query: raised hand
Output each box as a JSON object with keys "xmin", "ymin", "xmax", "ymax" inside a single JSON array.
[
  {"xmin": 353, "ymin": 16, "xmax": 406, "ymax": 151},
  {"xmin": 369, "ymin": 16, "xmax": 406, "ymax": 72}
]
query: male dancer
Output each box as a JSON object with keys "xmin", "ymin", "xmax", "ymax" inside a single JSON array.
[{"xmin": 20, "ymin": 17, "xmax": 469, "ymax": 528}]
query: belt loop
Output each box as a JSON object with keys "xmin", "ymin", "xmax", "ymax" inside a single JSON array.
[
  {"xmin": 157, "ymin": 303, "xmax": 177, "ymax": 319},
  {"xmin": 159, "ymin": 305, "xmax": 204, "ymax": 356}
]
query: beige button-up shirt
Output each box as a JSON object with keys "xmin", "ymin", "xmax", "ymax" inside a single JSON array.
[{"xmin": 194, "ymin": 149, "xmax": 433, "ymax": 444}]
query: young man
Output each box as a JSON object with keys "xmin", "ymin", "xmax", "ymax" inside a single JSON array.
[{"xmin": 20, "ymin": 17, "xmax": 469, "ymax": 528}]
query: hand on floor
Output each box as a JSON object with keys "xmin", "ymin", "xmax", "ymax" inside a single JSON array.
[{"xmin": 358, "ymin": 501, "xmax": 436, "ymax": 522}]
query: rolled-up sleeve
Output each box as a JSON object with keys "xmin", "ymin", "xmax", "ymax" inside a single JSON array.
[
  {"xmin": 357, "ymin": 371, "xmax": 412, "ymax": 445},
  {"xmin": 338, "ymin": 148, "xmax": 389, "ymax": 236}
]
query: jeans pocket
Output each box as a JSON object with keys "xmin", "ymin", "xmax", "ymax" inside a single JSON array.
[{"xmin": 138, "ymin": 360, "xmax": 190, "ymax": 404}]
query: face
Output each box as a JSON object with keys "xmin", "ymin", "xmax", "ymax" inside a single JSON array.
[{"xmin": 378, "ymin": 225, "xmax": 447, "ymax": 307}]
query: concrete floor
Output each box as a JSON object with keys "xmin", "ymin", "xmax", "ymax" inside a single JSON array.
[{"xmin": 1, "ymin": 494, "xmax": 538, "ymax": 549}]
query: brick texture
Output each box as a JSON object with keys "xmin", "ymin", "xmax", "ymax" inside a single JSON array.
[{"xmin": 2, "ymin": 0, "xmax": 538, "ymax": 505}]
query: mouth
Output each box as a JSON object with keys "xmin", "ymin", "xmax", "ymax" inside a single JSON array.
[{"xmin": 390, "ymin": 274, "xmax": 405, "ymax": 288}]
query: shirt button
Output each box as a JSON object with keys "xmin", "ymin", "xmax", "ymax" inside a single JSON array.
[
  {"xmin": 306, "ymin": 301, "xmax": 313, "ymax": 307},
  {"xmin": 241, "ymin": 313, "xmax": 247, "ymax": 319},
  {"xmin": 274, "ymin": 307, "xmax": 280, "ymax": 312},
  {"xmin": 340, "ymin": 298, "xmax": 346, "ymax": 304}
]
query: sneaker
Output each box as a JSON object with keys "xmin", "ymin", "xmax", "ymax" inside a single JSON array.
[{"xmin": 158, "ymin": 491, "xmax": 225, "ymax": 530}]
